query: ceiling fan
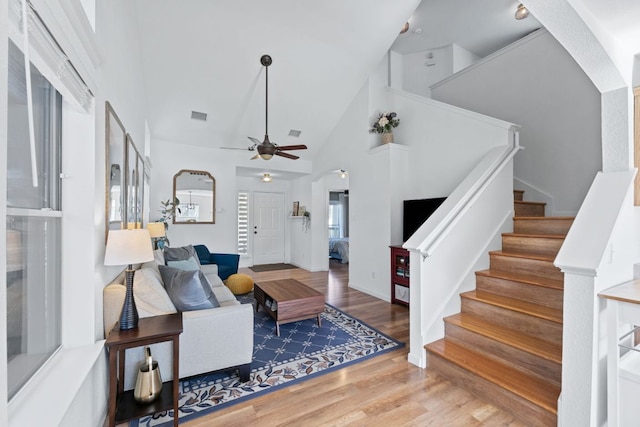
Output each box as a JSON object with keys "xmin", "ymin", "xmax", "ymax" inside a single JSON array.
[{"xmin": 222, "ymin": 54, "xmax": 307, "ymax": 160}]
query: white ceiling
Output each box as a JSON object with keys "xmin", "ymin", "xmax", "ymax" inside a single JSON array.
[
  {"xmin": 134, "ymin": 0, "xmax": 422, "ymax": 161},
  {"xmin": 391, "ymin": 0, "xmax": 541, "ymax": 56},
  {"xmin": 577, "ymin": 0, "xmax": 640, "ymax": 57},
  {"xmin": 133, "ymin": 0, "xmax": 639, "ymax": 175},
  {"xmin": 133, "ymin": 0, "xmax": 542, "ymax": 164}
]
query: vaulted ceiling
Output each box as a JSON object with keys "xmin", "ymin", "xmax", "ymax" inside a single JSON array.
[
  {"xmin": 133, "ymin": 0, "xmax": 544, "ymax": 162},
  {"xmin": 133, "ymin": 0, "xmax": 639, "ymax": 167}
]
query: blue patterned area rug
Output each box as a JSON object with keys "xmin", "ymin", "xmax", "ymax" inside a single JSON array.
[{"xmin": 133, "ymin": 297, "xmax": 404, "ymax": 426}]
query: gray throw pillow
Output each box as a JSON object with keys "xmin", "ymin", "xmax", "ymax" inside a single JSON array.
[
  {"xmin": 158, "ymin": 265, "xmax": 219, "ymax": 312},
  {"xmin": 163, "ymin": 245, "xmax": 201, "ymax": 266},
  {"xmin": 166, "ymin": 256, "xmax": 200, "ymax": 271}
]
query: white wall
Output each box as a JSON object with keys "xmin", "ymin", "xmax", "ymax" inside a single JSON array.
[
  {"xmin": 431, "ymin": 30, "xmax": 602, "ymax": 216},
  {"xmin": 60, "ymin": 1, "xmax": 148, "ymax": 426},
  {"xmin": 148, "ymin": 138, "xmax": 312, "ymax": 267},
  {"xmin": 452, "ymin": 44, "xmax": 480, "ymax": 73},
  {"xmin": 400, "ymin": 44, "xmax": 479, "ymax": 98},
  {"xmin": 307, "ymin": 52, "xmax": 517, "ymax": 302},
  {"xmin": 149, "ymin": 139, "xmax": 241, "ymax": 253}
]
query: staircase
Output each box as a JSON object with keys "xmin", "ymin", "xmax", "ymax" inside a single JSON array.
[{"xmin": 425, "ymin": 190, "xmax": 573, "ymax": 426}]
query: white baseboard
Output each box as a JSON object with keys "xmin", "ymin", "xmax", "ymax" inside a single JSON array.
[
  {"xmin": 348, "ymin": 282, "xmax": 389, "ymax": 302},
  {"xmin": 408, "ymin": 351, "xmax": 426, "ymax": 368}
]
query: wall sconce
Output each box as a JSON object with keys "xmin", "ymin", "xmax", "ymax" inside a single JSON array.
[
  {"xmin": 261, "ymin": 173, "xmax": 273, "ymax": 182},
  {"xmin": 515, "ymin": 4, "xmax": 530, "ymax": 20},
  {"xmin": 339, "ymin": 169, "xmax": 348, "ymax": 179}
]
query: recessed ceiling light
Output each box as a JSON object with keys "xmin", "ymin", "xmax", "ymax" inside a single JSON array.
[{"xmin": 515, "ymin": 4, "xmax": 530, "ymax": 20}]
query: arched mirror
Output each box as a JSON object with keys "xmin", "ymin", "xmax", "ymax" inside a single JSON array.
[{"xmin": 173, "ymin": 170, "xmax": 216, "ymax": 224}]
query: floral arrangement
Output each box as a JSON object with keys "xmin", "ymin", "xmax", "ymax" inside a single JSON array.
[{"xmin": 369, "ymin": 112, "xmax": 400, "ymax": 134}]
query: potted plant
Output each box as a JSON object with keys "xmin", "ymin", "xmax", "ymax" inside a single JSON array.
[
  {"xmin": 369, "ymin": 112, "xmax": 400, "ymax": 144},
  {"xmin": 154, "ymin": 197, "xmax": 180, "ymax": 247}
]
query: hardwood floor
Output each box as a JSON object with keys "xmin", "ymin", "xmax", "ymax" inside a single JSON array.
[{"xmin": 182, "ymin": 261, "xmax": 525, "ymax": 427}]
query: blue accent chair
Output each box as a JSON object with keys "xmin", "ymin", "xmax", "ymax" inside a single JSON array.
[{"xmin": 193, "ymin": 245, "xmax": 240, "ymax": 281}]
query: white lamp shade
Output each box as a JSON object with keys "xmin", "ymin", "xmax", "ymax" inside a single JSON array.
[
  {"xmin": 147, "ymin": 222, "xmax": 166, "ymax": 238},
  {"xmin": 104, "ymin": 229, "xmax": 154, "ymax": 266}
]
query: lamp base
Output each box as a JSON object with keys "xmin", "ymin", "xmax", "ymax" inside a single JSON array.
[{"xmin": 119, "ymin": 267, "xmax": 139, "ymax": 330}]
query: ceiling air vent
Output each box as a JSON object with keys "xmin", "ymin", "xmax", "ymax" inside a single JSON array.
[
  {"xmin": 191, "ymin": 110, "xmax": 208, "ymax": 121},
  {"xmin": 288, "ymin": 129, "xmax": 301, "ymax": 138}
]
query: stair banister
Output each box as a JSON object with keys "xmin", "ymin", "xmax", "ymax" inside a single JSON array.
[
  {"xmin": 404, "ymin": 127, "xmax": 521, "ymax": 258},
  {"xmin": 553, "ymin": 169, "xmax": 637, "ymax": 427},
  {"xmin": 404, "ymin": 127, "xmax": 521, "ymax": 369}
]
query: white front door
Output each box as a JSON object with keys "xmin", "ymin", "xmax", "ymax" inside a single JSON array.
[{"xmin": 253, "ymin": 192, "xmax": 285, "ymax": 265}]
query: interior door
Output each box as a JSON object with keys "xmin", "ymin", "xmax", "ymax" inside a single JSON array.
[{"xmin": 253, "ymin": 192, "xmax": 285, "ymax": 265}]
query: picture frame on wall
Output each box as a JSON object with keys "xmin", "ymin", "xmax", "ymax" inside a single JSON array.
[{"xmin": 292, "ymin": 201, "xmax": 299, "ymax": 216}]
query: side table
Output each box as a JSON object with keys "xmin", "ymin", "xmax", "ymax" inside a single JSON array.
[{"xmin": 105, "ymin": 313, "xmax": 183, "ymax": 427}]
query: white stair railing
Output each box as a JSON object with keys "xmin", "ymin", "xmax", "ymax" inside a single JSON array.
[{"xmin": 404, "ymin": 130, "xmax": 521, "ymax": 368}]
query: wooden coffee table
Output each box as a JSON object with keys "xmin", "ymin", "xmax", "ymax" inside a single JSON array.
[{"xmin": 254, "ymin": 279, "xmax": 325, "ymax": 336}]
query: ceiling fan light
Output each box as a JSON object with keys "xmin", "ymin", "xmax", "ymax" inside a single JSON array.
[
  {"xmin": 515, "ymin": 4, "xmax": 530, "ymax": 20},
  {"xmin": 259, "ymin": 153, "xmax": 273, "ymax": 160}
]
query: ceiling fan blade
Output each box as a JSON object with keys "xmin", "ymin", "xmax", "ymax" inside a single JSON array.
[
  {"xmin": 220, "ymin": 147, "xmax": 249, "ymax": 150},
  {"xmin": 248, "ymin": 136, "xmax": 262, "ymax": 145},
  {"xmin": 250, "ymin": 154, "xmax": 260, "ymax": 160},
  {"xmin": 276, "ymin": 144, "xmax": 307, "ymax": 151},
  {"xmin": 275, "ymin": 151, "xmax": 299, "ymax": 160}
]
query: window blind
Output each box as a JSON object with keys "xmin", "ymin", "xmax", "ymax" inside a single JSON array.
[{"xmin": 8, "ymin": 0, "xmax": 93, "ymax": 111}]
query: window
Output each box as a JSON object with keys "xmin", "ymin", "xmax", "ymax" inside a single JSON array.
[
  {"xmin": 237, "ymin": 191, "xmax": 249, "ymax": 254},
  {"xmin": 6, "ymin": 39, "xmax": 63, "ymax": 400}
]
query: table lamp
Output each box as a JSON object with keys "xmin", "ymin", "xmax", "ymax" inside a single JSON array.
[
  {"xmin": 104, "ymin": 229, "xmax": 154, "ymax": 330},
  {"xmin": 147, "ymin": 222, "xmax": 166, "ymax": 249}
]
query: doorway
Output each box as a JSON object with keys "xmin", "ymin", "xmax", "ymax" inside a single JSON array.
[
  {"xmin": 253, "ymin": 192, "xmax": 285, "ymax": 265},
  {"xmin": 328, "ymin": 190, "xmax": 349, "ymax": 265}
]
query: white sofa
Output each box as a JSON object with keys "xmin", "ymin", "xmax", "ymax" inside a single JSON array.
[{"xmin": 103, "ymin": 257, "xmax": 253, "ymax": 390}]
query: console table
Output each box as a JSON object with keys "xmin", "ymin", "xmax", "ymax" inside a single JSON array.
[
  {"xmin": 599, "ymin": 279, "xmax": 640, "ymax": 427},
  {"xmin": 105, "ymin": 313, "xmax": 183, "ymax": 427}
]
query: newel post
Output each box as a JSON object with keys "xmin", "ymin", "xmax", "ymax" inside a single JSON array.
[{"xmin": 407, "ymin": 250, "xmax": 426, "ymax": 368}]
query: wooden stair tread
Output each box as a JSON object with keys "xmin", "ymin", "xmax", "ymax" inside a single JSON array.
[
  {"xmin": 514, "ymin": 216, "xmax": 574, "ymax": 221},
  {"xmin": 514, "ymin": 200, "xmax": 546, "ymax": 206},
  {"xmin": 502, "ymin": 232, "xmax": 567, "ymax": 239},
  {"xmin": 445, "ymin": 313, "xmax": 562, "ymax": 363},
  {"xmin": 489, "ymin": 250, "xmax": 556, "ymax": 263},
  {"xmin": 426, "ymin": 339, "xmax": 560, "ymax": 413},
  {"xmin": 461, "ymin": 290, "xmax": 563, "ymax": 324},
  {"xmin": 476, "ymin": 269, "xmax": 563, "ymax": 290}
]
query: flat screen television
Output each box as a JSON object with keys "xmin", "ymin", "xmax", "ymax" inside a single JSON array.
[{"xmin": 403, "ymin": 197, "xmax": 447, "ymax": 242}]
